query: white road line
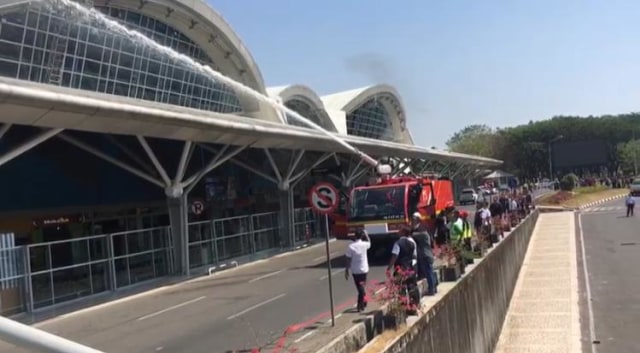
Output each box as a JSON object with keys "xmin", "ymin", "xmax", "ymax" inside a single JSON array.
[
  {"xmin": 578, "ymin": 213, "xmax": 598, "ymax": 353},
  {"xmin": 319, "ymin": 269, "xmax": 343, "ymax": 280},
  {"xmin": 325, "ymin": 313, "xmax": 343, "ymax": 324},
  {"xmin": 137, "ymin": 296, "xmax": 206, "ymax": 321},
  {"xmin": 293, "ymin": 331, "xmax": 315, "ymax": 343},
  {"xmin": 226, "ymin": 294, "xmax": 286, "ymax": 320},
  {"xmin": 248, "ymin": 269, "xmax": 285, "ymax": 283}
]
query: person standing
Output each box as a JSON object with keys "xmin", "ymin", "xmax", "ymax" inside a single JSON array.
[
  {"xmin": 625, "ymin": 193, "xmax": 635, "ymax": 217},
  {"xmin": 345, "ymin": 228, "xmax": 371, "ymax": 312},
  {"xmin": 410, "ymin": 212, "xmax": 437, "ymax": 295},
  {"xmin": 388, "ymin": 225, "xmax": 420, "ymax": 309}
]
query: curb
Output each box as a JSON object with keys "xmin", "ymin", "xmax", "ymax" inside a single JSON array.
[{"xmin": 577, "ymin": 193, "xmax": 627, "ymax": 210}]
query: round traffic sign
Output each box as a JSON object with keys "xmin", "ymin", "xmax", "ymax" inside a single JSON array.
[
  {"xmin": 191, "ymin": 200, "xmax": 204, "ymax": 215},
  {"xmin": 308, "ymin": 182, "xmax": 340, "ymax": 214}
]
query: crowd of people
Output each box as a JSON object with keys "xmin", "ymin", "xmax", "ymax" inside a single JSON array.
[{"xmin": 344, "ymin": 187, "xmax": 536, "ymax": 313}]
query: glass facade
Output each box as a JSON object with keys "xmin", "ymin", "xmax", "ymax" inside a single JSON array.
[
  {"xmin": 346, "ymin": 97, "xmax": 395, "ymax": 140},
  {"xmin": 285, "ymin": 99, "xmax": 332, "ymax": 131},
  {"xmin": 0, "ymin": 4, "xmax": 242, "ymax": 113}
]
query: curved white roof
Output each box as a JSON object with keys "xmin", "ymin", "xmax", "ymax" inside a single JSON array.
[
  {"xmin": 267, "ymin": 85, "xmax": 338, "ymax": 132},
  {"xmin": 321, "ymin": 84, "xmax": 413, "ymax": 144},
  {"xmin": 0, "ymin": 0, "xmax": 501, "ymax": 166},
  {"xmin": 88, "ymin": 0, "xmax": 282, "ymax": 123}
]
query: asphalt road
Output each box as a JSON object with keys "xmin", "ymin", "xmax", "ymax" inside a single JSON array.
[
  {"xmin": 1, "ymin": 204, "xmax": 479, "ymax": 353},
  {"xmin": 579, "ymin": 198, "xmax": 640, "ymax": 353}
]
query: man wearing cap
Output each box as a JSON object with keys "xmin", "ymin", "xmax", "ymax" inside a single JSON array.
[
  {"xmin": 345, "ymin": 228, "xmax": 371, "ymax": 312},
  {"xmin": 411, "ymin": 212, "xmax": 437, "ymax": 295}
]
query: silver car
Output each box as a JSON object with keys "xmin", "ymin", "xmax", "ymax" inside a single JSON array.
[{"xmin": 459, "ymin": 188, "xmax": 478, "ymax": 205}]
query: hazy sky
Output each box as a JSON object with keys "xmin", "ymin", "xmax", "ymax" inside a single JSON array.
[{"xmin": 210, "ymin": 0, "xmax": 640, "ymax": 148}]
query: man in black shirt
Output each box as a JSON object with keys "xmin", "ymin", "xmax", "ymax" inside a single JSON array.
[
  {"xmin": 388, "ymin": 226, "xmax": 420, "ymax": 309},
  {"xmin": 410, "ymin": 212, "xmax": 437, "ymax": 295},
  {"xmin": 489, "ymin": 197, "xmax": 504, "ymax": 239}
]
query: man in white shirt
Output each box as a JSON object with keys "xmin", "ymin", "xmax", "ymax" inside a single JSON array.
[
  {"xmin": 625, "ymin": 193, "xmax": 635, "ymax": 217},
  {"xmin": 345, "ymin": 228, "xmax": 371, "ymax": 312}
]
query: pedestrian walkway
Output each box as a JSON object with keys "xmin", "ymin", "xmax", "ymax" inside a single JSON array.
[
  {"xmin": 582, "ymin": 205, "xmax": 626, "ymax": 213},
  {"xmin": 494, "ymin": 212, "xmax": 582, "ymax": 353}
]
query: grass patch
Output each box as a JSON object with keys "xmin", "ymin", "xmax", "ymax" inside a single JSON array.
[{"xmin": 538, "ymin": 187, "xmax": 628, "ymax": 208}]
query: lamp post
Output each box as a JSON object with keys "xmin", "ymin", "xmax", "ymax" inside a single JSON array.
[{"xmin": 548, "ymin": 135, "xmax": 564, "ymax": 178}]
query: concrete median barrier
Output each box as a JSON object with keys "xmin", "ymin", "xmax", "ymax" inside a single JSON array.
[{"xmin": 368, "ymin": 210, "xmax": 539, "ymax": 353}]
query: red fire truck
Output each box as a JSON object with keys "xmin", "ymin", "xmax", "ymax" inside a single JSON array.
[{"xmin": 331, "ymin": 174, "xmax": 455, "ymax": 253}]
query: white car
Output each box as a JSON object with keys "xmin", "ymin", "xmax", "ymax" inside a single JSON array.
[{"xmin": 459, "ymin": 188, "xmax": 478, "ymax": 205}]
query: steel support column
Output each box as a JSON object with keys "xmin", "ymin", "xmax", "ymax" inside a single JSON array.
[
  {"xmin": 60, "ymin": 132, "xmax": 250, "ymax": 276},
  {"xmin": 199, "ymin": 145, "xmax": 333, "ymax": 249}
]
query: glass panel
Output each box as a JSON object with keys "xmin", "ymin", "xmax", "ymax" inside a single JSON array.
[
  {"xmin": 152, "ymin": 228, "xmax": 167, "ymax": 250},
  {"xmin": 114, "ymin": 258, "xmax": 129, "ymax": 288},
  {"xmin": 90, "ymin": 261, "xmax": 109, "ymax": 293},
  {"xmin": 112, "ymin": 233, "xmax": 127, "ymax": 257},
  {"xmin": 89, "ymin": 236, "xmax": 108, "ymax": 261},
  {"xmin": 153, "ymin": 250, "xmax": 169, "ymax": 277},
  {"xmin": 0, "ymin": 6, "xmax": 241, "ymax": 113},
  {"xmin": 29, "ymin": 245, "xmax": 50, "ymax": 273},
  {"xmin": 188, "ymin": 242, "xmax": 215, "ymax": 269},
  {"xmin": 254, "ymin": 228, "xmax": 278, "ymax": 252},
  {"xmin": 127, "ymin": 230, "xmax": 151, "ymax": 255},
  {"xmin": 31, "ymin": 272, "xmax": 53, "ymax": 309},
  {"xmin": 128, "ymin": 253, "xmax": 154, "ymax": 285},
  {"xmin": 52, "ymin": 265, "xmax": 91, "ymax": 304},
  {"xmin": 216, "ymin": 233, "xmax": 252, "ymax": 261}
]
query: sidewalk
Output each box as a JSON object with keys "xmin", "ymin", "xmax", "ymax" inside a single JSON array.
[{"xmin": 494, "ymin": 212, "xmax": 581, "ymax": 353}]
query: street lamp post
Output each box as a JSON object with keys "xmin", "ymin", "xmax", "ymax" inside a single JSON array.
[{"xmin": 548, "ymin": 135, "xmax": 564, "ymax": 179}]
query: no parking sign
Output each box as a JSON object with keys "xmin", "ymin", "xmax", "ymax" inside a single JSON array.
[{"xmin": 308, "ymin": 182, "xmax": 339, "ymax": 215}]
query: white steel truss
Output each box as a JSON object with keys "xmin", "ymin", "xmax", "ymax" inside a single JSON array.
[
  {"xmin": 330, "ymin": 154, "xmax": 375, "ymax": 187},
  {"xmin": 0, "ymin": 125, "xmax": 63, "ymax": 168}
]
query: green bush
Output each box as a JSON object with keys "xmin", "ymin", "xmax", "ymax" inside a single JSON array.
[{"xmin": 560, "ymin": 173, "xmax": 579, "ymax": 191}]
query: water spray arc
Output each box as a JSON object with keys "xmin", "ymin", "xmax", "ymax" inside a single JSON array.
[{"xmin": 49, "ymin": 0, "xmax": 379, "ymax": 168}]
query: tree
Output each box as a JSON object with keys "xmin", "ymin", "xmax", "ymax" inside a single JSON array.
[
  {"xmin": 445, "ymin": 124, "xmax": 497, "ymax": 158},
  {"xmin": 618, "ymin": 139, "xmax": 640, "ymax": 175},
  {"xmin": 447, "ymin": 113, "xmax": 640, "ymax": 179}
]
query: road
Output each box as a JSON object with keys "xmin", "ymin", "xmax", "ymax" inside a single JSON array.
[
  {"xmin": 1, "ymin": 204, "xmax": 480, "ymax": 353},
  {"xmin": 579, "ymin": 199, "xmax": 640, "ymax": 353}
]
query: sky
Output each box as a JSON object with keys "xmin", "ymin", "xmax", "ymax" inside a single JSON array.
[{"xmin": 209, "ymin": 0, "xmax": 640, "ymax": 148}]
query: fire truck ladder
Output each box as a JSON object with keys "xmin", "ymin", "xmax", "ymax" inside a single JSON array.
[{"xmin": 46, "ymin": 0, "xmax": 94, "ymax": 85}]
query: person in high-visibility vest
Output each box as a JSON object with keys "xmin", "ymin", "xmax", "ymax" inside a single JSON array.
[
  {"xmin": 459, "ymin": 210, "xmax": 473, "ymax": 252},
  {"xmin": 449, "ymin": 210, "xmax": 464, "ymax": 246}
]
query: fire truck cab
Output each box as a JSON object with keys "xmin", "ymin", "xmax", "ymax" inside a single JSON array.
[{"xmin": 342, "ymin": 174, "xmax": 455, "ymax": 255}]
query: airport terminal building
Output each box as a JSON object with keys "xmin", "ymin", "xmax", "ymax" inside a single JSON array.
[{"xmin": 0, "ymin": 0, "xmax": 500, "ymax": 314}]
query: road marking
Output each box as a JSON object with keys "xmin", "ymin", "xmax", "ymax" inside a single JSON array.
[
  {"xmin": 137, "ymin": 296, "xmax": 206, "ymax": 321},
  {"xmin": 248, "ymin": 269, "xmax": 285, "ymax": 283},
  {"xmin": 319, "ymin": 269, "xmax": 343, "ymax": 280},
  {"xmin": 325, "ymin": 313, "xmax": 343, "ymax": 324},
  {"xmin": 293, "ymin": 331, "xmax": 315, "ymax": 343},
  {"xmin": 578, "ymin": 213, "xmax": 598, "ymax": 353},
  {"xmin": 227, "ymin": 294, "xmax": 286, "ymax": 320}
]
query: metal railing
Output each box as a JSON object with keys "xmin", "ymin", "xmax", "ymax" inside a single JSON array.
[
  {"xmin": 26, "ymin": 227, "xmax": 172, "ymax": 310},
  {"xmin": 187, "ymin": 207, "xmax": 320, "ymax": 269},
  {"xmin": 0, "ymin": 246, "xmax": 27, "ymax": 316}
]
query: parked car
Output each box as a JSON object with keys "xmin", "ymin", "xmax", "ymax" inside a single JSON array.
[{"xmin": 459, "ymin": 188, "xmax": 478, "ymax": 205}]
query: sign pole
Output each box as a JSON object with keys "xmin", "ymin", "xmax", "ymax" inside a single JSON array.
[
  {"xmin": 324, "ymin": 213, "xmax": 335, "ymax": 327},
  {"xmin": 309, "ymin": 182, "xmax": 339, "ymax": 328}
]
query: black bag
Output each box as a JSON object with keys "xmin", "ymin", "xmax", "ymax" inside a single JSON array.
[{"xmin": 474, "ymin": 210, "xmax": 483, "ymax": 229}]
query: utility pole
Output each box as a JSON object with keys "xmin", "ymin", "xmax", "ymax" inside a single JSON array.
[{"xmin": 634, "ymin": 130, "xmax": 638, "ymax": 176}]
